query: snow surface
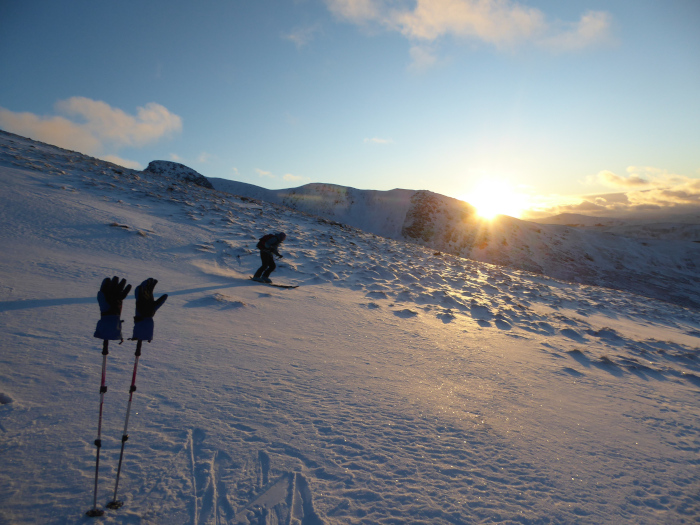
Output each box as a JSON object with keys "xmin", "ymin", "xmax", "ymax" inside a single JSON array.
[
  {"xmin": 533, "ymin": 213, "xmax": 700, "ymax": 243},
  {"xmin": 0, "ymin": 130, "xmax": 699, "ymax": 524},
  {"xmin": 208, "ymin": 179, "xmax": 700, "ymax": 310}
]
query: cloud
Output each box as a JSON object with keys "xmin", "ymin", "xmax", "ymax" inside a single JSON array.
[
  {"xmin": 0, "ymin": 98, "xmax": 182, "ymax": 161},
  {"xmin": 100, "ymin": 154, "xmax": 143, "ymax": 170},
  {"xmin": 395, "ymin": 0, "xmax": 547, "ymax": 45},
  {"xmin": 326, "ymin": 0, "xmax": 382, "ymax": 24},
  {"xmin": 408, "ymin": 45, "xmax": 439, "ymax": 71},
  {"xmin": 169, "ymin": 153, "xmax": 184, "ymax": 162},
  {"xmin": 56, "ymin": 97, "xmax": 182, "ymax": 147},
  {"xmin": 364, "ymin": 136, "xmax": 394, "ymax": 144},
  {"xmin": 325, "ymin": 0, "xmax": 612, "ymax": 54},
  {"xmin": 0, "ymin": 108, "xmax": 103, "ymax": 154},
  {"xmin": 283, "ymin": 173, "xmax": 310, "ymax": 183},
  {"xmin": 198, "ymin": 152, "xmax": 213, "ymax": 163},
  {"xmin": 596, "ymin": 170, "xmax": 650, "ymax": 188},
  {"xmin": 253, "ymin": 169, "xmax": 308, "ymax": 183},
  {"xmin": 539, "ymin": 10, "xmax": 613, "ymax": 52},
  {"xmin": 525, "ymin": 167, "xmax": 700, "ymax": 218},
  {"xmin": 596, "ymin": 167, "xmax": 700, "ymax": 206},
  {"xmin": 283, "ymin": 25, "xmax": 321, "ymax": 49}
]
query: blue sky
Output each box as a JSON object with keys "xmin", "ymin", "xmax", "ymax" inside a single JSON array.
[{"xmin": 1, "ymin": 0, "xmax": 699, "ymax": 217}]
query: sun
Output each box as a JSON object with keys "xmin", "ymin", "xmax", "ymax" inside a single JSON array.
[{"xmin": 460, "ymin": 179, "xmax": 528, "ymax": 220}]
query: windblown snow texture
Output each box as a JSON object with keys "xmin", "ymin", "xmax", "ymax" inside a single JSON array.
[
  {"xmin": 210, "ymin": 177, "xmax": 700, "ymax": 309},
  {"xmin": 0, "ymin": 130, "xmax": 699, "ymax": 524}
]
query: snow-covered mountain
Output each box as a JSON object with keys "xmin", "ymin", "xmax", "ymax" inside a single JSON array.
[
  {"xmin": 534, "ymin": 212, "xmax": 700, "ymax": 242},
  {"xmin": 1, "ymin": 130, "xmax": 699, "ymax": 524},
  {"xmin": 210, "ymin": 178, "xmax": 700, "ymax": 309},
  {"xmin": 210, "ymin": 178, "xmax": 419, "ymax": 239}
]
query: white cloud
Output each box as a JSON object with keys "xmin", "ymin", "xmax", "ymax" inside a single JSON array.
[
  {"xmin": 100, "ymin": 155, "xmax": 143, "ymax": 170},
  {"xmin": 0, "ymin": 108, "xmax": 102, "ymax": 154},
  {"xmin": 283, "ymin": 25, "xmax": 321, "ymax": 49},
  {"xmin": 539, "ymin": 11, "xmax": 613, "ymax": 52},
  {"xmin": 527, "ymin": 167, "xmax": 700, "ymax": 217},
  {"xmin": 596, "ymin": 170, "xmax": 650, "ymax": 188},
  {"xmin": 325, "ymin": 0, "xmax": 612, "ymax": 56},
  {"xmin": 325, "ymin": 0, "xmax": 382, "ymax": 24},
  {"xmin": 198, "ymin": 152, "xmax": 212, "ymax": 163},
  {"xmin": 283, "ymin": 173, "xmax": 309, "ymax": 183},
  {"xmin": 169, "ymin": 153, "xmax": 184, "ymax": 162},
  {"xmin": 395, "ymin": 0, "xmax": 547, "ymax": 45},
  {"xmin": 256, "ymin": 168, "xmax": 276, "ymax": 179},
  {"xmin": 55, "ymin": 97, "xmax": 182, "ymax": 147},
  {"xmin": 408, "ymin": 45, "xmax": 439, "ymax": 71},
  {"xmin": 364, "ymin": 136, "xmax": 394, "ymax": 144},
  {"xmin": 0, "ymin": 98, "xmax": 182, "ymax": 161}
]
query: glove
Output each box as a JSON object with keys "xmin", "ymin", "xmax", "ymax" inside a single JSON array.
[
  {"xmin": 94, "ymin": 276, "xmax": 131, "ymax": 340},
  {"xmin": 132, "ymin": 278, "xmax": 168, "ymax": 341}
]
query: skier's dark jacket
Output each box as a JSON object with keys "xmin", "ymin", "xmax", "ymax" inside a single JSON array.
[{"xmin": 258, "ymin": 232, "xmax": 285, "ymax": 256}]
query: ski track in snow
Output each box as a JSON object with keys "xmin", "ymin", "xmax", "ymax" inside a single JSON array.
[{"xmin": 0, "ymin": 131, "xmax": 699, "ymax": 524}]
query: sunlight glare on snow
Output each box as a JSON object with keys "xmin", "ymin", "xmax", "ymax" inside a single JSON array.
[{"xmin": 460, "ymin": 179, "xmax": 528, "ymax": 219}]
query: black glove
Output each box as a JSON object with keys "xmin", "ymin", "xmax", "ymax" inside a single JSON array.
[
  {"xmin": 94, "ymin": 276, "xmax": 131, "ymax": 340},
  {"xmin": 132, "ymin": 278, "xmax": 168, "ymax": 341}
]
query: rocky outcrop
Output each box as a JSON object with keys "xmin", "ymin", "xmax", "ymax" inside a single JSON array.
[{"xmin": 144, "ymin": 161, "xmax": 213, "ymax": 189}]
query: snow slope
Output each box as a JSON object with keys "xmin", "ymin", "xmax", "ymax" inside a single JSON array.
[
  {"xmin": 0, "ymin": 130, "xmax": 699, "ymax": 524},
  {"xmin": 210, "ymin": 179, "xmax": 417, "ymax": 239},
  {"xmin": 209, "ymin": 178, "xmax": 700, "ymax": 309},
  {"xmin": 534, "ymin": 213, "xmax": 700, "ymax": 242}
]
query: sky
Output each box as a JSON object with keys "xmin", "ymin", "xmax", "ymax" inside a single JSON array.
[{"xmin": 1, "ymin": 0, "xmax": 699, "ymax": 218}]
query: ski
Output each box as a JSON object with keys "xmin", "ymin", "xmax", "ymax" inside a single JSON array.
[{"xmin": 249, "ymin": 278, "xmax": 298, "ymax": 289}]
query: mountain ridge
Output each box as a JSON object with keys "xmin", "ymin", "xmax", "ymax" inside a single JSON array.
[
  {"xmin": 2, "ymin": 136, "xmax": 699, "ymax": 308},
  {"xmin": 209, "ymin": 175, "xmax": 700, "ymax": 309}
]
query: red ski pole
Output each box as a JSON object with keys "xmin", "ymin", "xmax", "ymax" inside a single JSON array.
[{"xmin": 107, "ymin": 339, "xmax": 142, "ymax": 510}]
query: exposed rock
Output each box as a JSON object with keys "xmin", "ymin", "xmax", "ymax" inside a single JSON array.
[{"xmin": 144, "ymin": 161, "xmax": 213, "ymax": 189}]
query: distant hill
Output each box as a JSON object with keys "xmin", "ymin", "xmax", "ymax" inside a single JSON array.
[
  {"xmin": 210, "ymin": 179, "xmax": 419, "ymax": 239},
  {"xmin": 0, "ymin": 129, "xmax": 696, "ymax": 308},
  {"xmin": 533, "ymin": 212, "xmax": 700, "ymax": 242}
]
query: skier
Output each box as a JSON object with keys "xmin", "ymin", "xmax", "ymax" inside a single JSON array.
[{"xmin": 252, "ymin": 232, "xmax": 286, "ymax": 283}]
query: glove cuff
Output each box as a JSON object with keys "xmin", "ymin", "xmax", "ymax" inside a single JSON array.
[
  {"xmin": 94, "ymin": 315, "xmax": 123, "ymax": 340},
  {"xmin": 132, "ymin": 317, "xmax": 154, "ymax": 341}
]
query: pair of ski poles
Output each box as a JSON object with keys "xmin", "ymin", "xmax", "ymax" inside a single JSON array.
[
  {"xmin": 86, "ymin": 338, "xmax": 144, "ymax": 517},
  {"xmin": 86, "ymin": 275, "xmax": 166, "ymax": 517}
]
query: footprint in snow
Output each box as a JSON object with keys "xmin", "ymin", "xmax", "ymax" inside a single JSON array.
[
  {"xmin": 560, "ymin": 328, "xmax": 587, "ymax": 342},
  {"xmin": 470, "ymin": 303, "xmax": 493, "ymax": 321},
  {"xmin": 437, "ymin": 311, "xmax": 456, "ymax": 323},
  {"xmin": 394, "ymin": 309, "xmax": 418, "ymax": 318},
  {"xmin": 560, "ymin": 367, "xmax": 585, "ymax": 377},
  {"xmin": 495, "ymin": 319, "xmax": 512, "ymax": 330}
]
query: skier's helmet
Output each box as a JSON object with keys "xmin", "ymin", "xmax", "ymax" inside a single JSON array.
[{"xmin": 276, "ymin": 232, "xmax": 287, "ymax": 242}]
